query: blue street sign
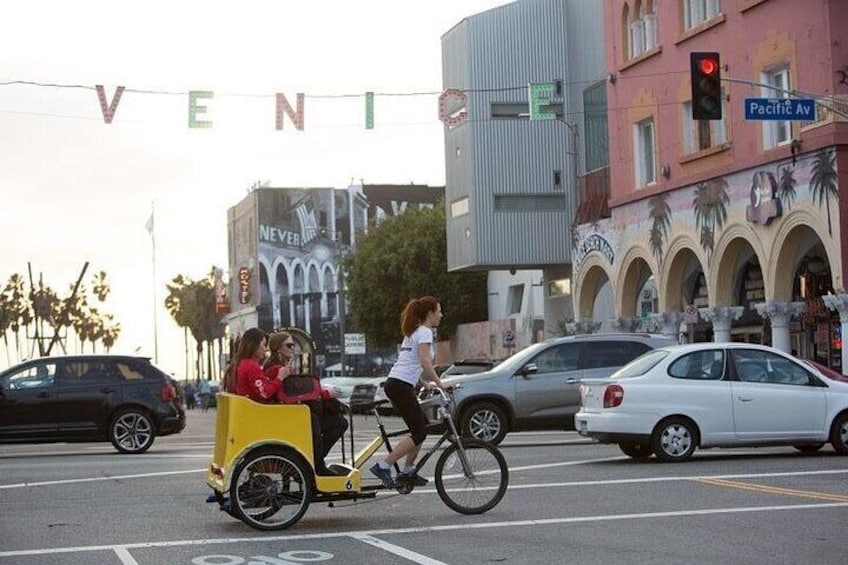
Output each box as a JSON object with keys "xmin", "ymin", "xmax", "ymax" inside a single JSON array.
[{"xmin": 744, "ymin": 98, "xmax": 816, "ymax": 121}]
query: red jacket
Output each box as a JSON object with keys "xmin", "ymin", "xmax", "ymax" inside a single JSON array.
[{"xmin": 235, "ymin": 359, "xmax": 281, "ymax": 403}]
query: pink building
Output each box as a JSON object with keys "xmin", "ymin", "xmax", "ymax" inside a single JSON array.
[{"xmin": 572, "ymin": 0, "xmax": 848, "ymax": 372}]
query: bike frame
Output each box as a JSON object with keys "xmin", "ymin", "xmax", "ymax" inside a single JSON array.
[{"xmin": 351, "ymin": 387, "xmax": 474, "ymax": 489}]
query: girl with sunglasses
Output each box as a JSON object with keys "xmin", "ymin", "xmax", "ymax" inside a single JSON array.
[{"xmin": 264, "ymin": 331, "xmax": 347, "ymax": 476}]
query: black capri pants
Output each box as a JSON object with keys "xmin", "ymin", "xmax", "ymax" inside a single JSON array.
[{"xmin": 384, "ymin": 378, "xmax": 428, "ymax": 446}]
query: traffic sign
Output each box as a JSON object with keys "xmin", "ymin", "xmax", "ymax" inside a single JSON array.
[
  {"xmin": 344, "ymin": 333, "xmax": 366, "ymax": 355},
  {"xmin": 684, "ymin": 305, "xmax": 699, "ymax": 324},
  {"xmin": 744, "ymin": 98, "xmax": 815, "ymax": 121},
  {"xmin": 502, "ymin": 330, "xmax": 515, "ymax": 347}
]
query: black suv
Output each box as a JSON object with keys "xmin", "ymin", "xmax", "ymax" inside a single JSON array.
[{"xmin": 0, "ymin": 355, "xmax": 186, "ymax": 453}]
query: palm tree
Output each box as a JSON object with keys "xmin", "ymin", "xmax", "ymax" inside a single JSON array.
[
  {"xmin": 91, "ymin": 271, "xmax": 110, "ymax": 302},
  {"xmin": 0, "ymin": 291, "xmax": 12, "ymax": 366},
  {"xmin": 692, "ymin": 178, "xmax": 730, "ymax": 262},
  {"xmin": 810, "ymin": 149, "xmax": 838, "ymax": 236},
  {"xmin": 647, "ymin": 193, "xmax": 672, "ymax": 267},
  {"xmin": 4, "ymin": 274, "xmax": 31, "ymax": 362},
  {"xmin": 777, "ymin": 166, "xmax": 797, "ymax": 210},
  {"xmin": 166, "ymin": 268, "xmax": 227, "ymax": 381}
]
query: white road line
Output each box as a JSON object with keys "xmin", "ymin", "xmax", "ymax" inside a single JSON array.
[
  {"xmin": 114, "ymin": 547, "xmax": 140, "ymax": 565},
  {"xmin": 1, "ymin": 502, "xmax": 847, "ymax": 559},
  {"xmin": 351, "ymin": 534, "xmax": 449, "ymax": 565},
  {"xmin": 0, "ymin": 468, "xmax": 203, "ymax": 489}
]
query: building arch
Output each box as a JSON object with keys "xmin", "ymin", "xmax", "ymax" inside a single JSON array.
[
  {"xmin": 710, "ymin": 224, "xmax": 767, "ymax": 307},
  {"xmin": 770, "ymin": 205, "xmax": 842, "ymax": 299},
  {"xmin": 615, "ymin": 245, "xmax": 656, "ymax": 318},
  {"xmin": 660, "ymin": 234, "xmax": 707, "ymax": 312},
  {"xmin": 574, "ymin": 254, "xmax": 614, "ymax": 322}
]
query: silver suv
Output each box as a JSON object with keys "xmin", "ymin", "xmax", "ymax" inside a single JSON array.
[{"xmin": 437, "ymin": 333, "xmax": 676, "ymax": 444}]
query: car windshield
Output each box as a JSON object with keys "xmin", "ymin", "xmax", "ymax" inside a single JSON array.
[
  {"xmin": 611, "ymin": 349, "xmax": 669, "ymax": 379},
  {"xmin": 802, "ymin": 359, "xmax": 848, "ymax": 382}
]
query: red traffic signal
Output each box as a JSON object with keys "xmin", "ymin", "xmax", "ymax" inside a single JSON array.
[{"xmin": 690, "ymin": 52, "xmax": 722, "ymax": 120}]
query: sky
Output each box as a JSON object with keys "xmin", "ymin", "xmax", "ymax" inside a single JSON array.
[{"xmin": 0, "ymin": 0, "xmax": 513, "ymax": 376}]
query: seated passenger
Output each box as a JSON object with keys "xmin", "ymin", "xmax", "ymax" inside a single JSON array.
[
  {"xmin": 264, "ymin": 331, "xmax": 347, "ymax": 477},
  {"xmin": 223, "ymin": 328, "xmax": 281, "ymax": 403}
]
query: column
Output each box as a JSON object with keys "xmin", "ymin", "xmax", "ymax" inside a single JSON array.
[
  {"xmin": 822, "ymin": 293, "xmax": 848, "ymax": 375},
  {"xmin": 754, "ymin": 300, "xmax": 805, "ymax": 354},
  {"xmin": 651, "ymin": 311, "xmax": 684, "ymax": 341},
  {"xmin": 698, "ymin": 306, "xmax": 744, "ymax": 343},
  {"xmin": 271, "ymin": 295, "xmax": 281, "ymax": 328}
]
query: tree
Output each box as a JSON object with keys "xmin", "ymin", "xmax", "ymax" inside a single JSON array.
[
  {"xmin": 345, "ymin": 204, "xmax": 488, "ymax": 348},
  {"xmin": 165, "ymin": 268, "xmax": 227, "ymax": 381}
]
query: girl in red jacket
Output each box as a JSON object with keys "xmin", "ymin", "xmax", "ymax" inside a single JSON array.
[{"xmin": 224, "ymin": 328, "xmax": 289, "ymax": 402}]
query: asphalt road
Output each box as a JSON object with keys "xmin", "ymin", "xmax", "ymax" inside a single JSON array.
[{"xmin": 1, "ymin": 409, "xmax": 847, "ymax": 564}]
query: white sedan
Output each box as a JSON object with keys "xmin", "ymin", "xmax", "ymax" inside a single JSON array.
[{"xmin": 574, "ymin": 343, "xmax": 848, "ymax": 462}]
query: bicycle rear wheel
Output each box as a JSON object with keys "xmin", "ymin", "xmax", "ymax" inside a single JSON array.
[
  {"xmin": 230, "ymin": 448, "xmax": 313, "ymax": 530},
  {"xmin": 434, "ymin": 438, "xmax": 508, "ymax": 514}
]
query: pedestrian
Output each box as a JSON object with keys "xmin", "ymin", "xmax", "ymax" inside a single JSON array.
[
  {"xmin": 264, "ymin": 330, "xmax": 347, "ymax": 476},
  {"xmin": 184, "ymin": 382, "xmax": 196, "ymax": 410},
  {"xmin": 370, "ymin": 296, "xmax": 452, "ymax": 488},
  {"xmin": 199, "ymin": 378, "xmax": 212, "ymax": 411},
  {"xmin": 223, "ymin": 327, "xmax": 284, "ymax": 403}
]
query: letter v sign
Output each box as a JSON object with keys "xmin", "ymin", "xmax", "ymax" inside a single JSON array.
[{"xmin": 96, "ymin": 85, "xmax": 125, "ymax": 124}]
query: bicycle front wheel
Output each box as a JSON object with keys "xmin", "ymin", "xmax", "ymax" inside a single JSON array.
[{"xmin": 434, "ymin": 438, "xmax": 508, "ymax": 514}]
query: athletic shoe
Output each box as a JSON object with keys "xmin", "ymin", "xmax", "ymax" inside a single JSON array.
[{"xmin": 369, "ymin": 463, "xmax": 395, "ymax": 488}]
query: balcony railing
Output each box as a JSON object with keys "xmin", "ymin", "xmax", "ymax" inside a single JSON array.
[{"xmin": 574, "ymin": 166, "xmax": 610, "ymax": 225}]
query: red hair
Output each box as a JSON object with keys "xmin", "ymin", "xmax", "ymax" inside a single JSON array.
[{"xmin": 400, "ymin": 296, "xmax": 439, "ymax": 337}]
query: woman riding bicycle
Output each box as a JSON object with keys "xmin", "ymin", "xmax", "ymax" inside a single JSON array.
[{"xmin": 370, "ymin": 296, "xmax": 452, "ymax": 488}]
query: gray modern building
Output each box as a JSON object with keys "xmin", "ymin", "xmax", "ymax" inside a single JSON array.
[{"xmin": 441, "ymin": 0, "xmax": 608, "ymax": 334}]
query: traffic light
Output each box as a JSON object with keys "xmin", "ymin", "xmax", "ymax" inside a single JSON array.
[{"xmin": 690, "ymin": 52, "xmax": 722, "ymax": 120}]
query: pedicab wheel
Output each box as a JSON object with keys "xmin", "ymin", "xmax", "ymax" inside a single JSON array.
[
  {"xmin": 434, "ymin": 438, "xmax": 508, "ymax": 515},
  {"xmin": 229, "ymin": 448, "xmax": 313, "ymax": 531}
]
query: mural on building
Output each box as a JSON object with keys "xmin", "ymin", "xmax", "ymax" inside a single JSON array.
[
  {"xmin": 574, "ymin": 150, "xmax": 840, "ymax": 288},
  {"xmin": 777, "ymin": 165, "xmax": 798, "ymax": 210},
  {"xmin": 242, "ymin": 185, "xmax": 443, "ymax": 377},
  {"xmin": 692, "ymin": 178, "xmax": 730, "ymax": 264},
  {"xmin": 647, "ymin": 193, "xmax": 671, "ymax": 267},
  {"xmin": 810, "ymin": 148, "xmax": 838, "ymax": 235}
]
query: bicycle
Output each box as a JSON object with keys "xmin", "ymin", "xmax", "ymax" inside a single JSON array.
[{"xmin": 206, "ymin": 385, "xmax": 509, "ymax": 530}]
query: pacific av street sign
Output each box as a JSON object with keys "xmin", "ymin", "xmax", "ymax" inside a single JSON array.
[{"xmin": 744, "ymin": 98, "xmax": 816, "ymax": 120}]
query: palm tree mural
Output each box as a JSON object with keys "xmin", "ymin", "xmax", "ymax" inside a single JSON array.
[
  {"xmin": 810, "ymin": 149, "xmax": 838, "ymax": 236},
  {"xmin": 692, "ymin": 178, "xmax": 730, "ymax": 263},
  {"xmin": 647, "ymin": 193, "xmax": 672, "ymax": 267},
  {"xmin": 777, "ymin": 165, "xmax": 797, "ymax": 211}
]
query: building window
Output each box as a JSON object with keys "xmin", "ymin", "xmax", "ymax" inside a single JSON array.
[
  {"xmin": 761, "ymin": 66, "xmax": 792, "ymax": 149},
  {"xmin": 491, "ymin": 102, "xmax": 529, "ymax": 119},
  {"xmin": 507, "ymin": 284, "xmax": 524, "ymax": 315},
  {"xmin": 493, "ymin": 195, "xmax": 566, "ymax": 211},
  {"xmin": 450, "ymin": 197, "xmax": 469, "ymax": 218},
  {"xmin": 633, "ymin": 118, "xmax": 656, "ymax": 188},
  {"xmin": 583, "ymin": 80, "xmax": 609, "ymax": 171},
  {"xmin": 683, "ymin": 0, "xmax": 721, "ymax": 30},
  {"xmin": 625, "ymin": 2, "xmax": 658, "ymax": 59},
  {"xmin": 682, "ymin": 99, "xmax": 727, "ymax": 154},
  {"xmin": 547, "ymin": 278, "xmax": 571, "ymax": 297}
]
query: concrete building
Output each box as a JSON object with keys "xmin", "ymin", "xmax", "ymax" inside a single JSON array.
[
  {"xmin": 572, "ymin": 0, "xmax": 848, "ymax": 372},
  {"xmin": 441, "ymin": 0, "xmax": 608, "ymax": 349}
]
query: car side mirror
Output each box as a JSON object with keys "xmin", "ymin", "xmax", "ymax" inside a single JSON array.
[{"xmin": 517, "ymin": 363, "xmax": 538, "ymax": 377}]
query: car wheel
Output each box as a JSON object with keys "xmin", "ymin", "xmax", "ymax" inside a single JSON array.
[
  {"xmin": 461, "ymin": 402, "xmax": 508, "ymax": 445},
  {"xmin": 619, "ymin": 441, "xmax": 652, "ymax": 459},
  {"xmin": 110, "ymin": 409, "xmax": 156, "ymax": 454},
  {"xmin": 651, "ymin": 417, "xmax": 697, "ymax": 462},
  {"xmin": 830, "ymin": 412, "xmax": 848, "ymax": 454},
  {"xmin": 793, "ymin": 443, "xmax": 825, "ymax": 454}
]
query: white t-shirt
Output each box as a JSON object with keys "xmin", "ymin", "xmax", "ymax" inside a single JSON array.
[{"xmin": 387, "ymin": 325, "xmax": 434, "ymax": 386}]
